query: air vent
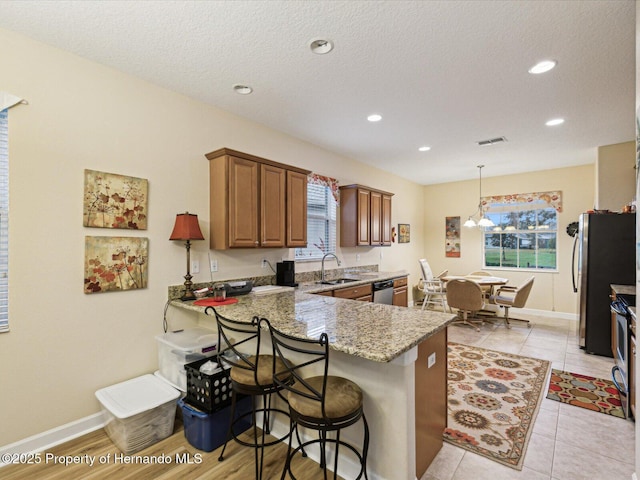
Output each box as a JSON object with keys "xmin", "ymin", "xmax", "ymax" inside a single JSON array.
[{"xmin": 477, "ymin": 137, "xmax": 507, "ymax": 146}]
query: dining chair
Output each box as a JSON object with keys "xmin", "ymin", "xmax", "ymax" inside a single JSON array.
[
  {"xmin": 264, "ymin": 318, "xmax": 369, "ymax": 480},
  {"xmin": 445, "ymin": 278, "xmax": 485, "ymax": 331},
  {"xmin": 418, "ymin": 258, "xmax": 448, "ymax": 312},
  {"xmin": 468, "ymin": 271, "xmax": 493, "ymax": 299},
  {"xmin": 489, "ymin": 276, "xmax": 535, "ymax": 328}
]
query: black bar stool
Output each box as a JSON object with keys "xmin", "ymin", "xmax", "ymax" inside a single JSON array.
[
  {"xmin": 205, "ymin": 307, "xmax": 293, "ymax": 480},
  {"xmin": 264, "ymin": 318, "xmax": 369, "ymax": 480}
]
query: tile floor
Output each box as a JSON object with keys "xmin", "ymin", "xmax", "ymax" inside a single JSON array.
[{"xmin": 421, "ymin": 312, "xmax": 636, "ymax": 480}]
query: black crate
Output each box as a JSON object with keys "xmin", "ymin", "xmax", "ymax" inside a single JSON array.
[{"xmin": 184, "ymin": 357, "xmax": 235, "ymax": 413}]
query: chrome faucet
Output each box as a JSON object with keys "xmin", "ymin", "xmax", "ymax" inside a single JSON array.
[{"xmin": 321, "ymin": 253, "xmax": 341, "ymax": 282}]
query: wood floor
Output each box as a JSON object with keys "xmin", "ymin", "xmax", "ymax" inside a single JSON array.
[{"xmin": 1, "ymin": 417, "xmax": 343, "ymax": 480}]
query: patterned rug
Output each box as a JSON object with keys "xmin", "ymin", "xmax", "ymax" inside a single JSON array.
[
  {"xmin": 546, "ymin": 369, "xmax": 625, "ymax": 418},
  {"xmin": 444, "ymin": 343, "xmax": 551, "ymax": 470}
]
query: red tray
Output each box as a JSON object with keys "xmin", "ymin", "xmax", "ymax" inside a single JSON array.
[{"xmin": 193, "ymin": 297, "xmax": 239, "ymax": 307}]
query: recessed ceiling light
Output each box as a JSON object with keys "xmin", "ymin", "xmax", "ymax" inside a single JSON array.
[
  {"xmin": 418, "ymin": 146, "xmax": 431, "ymax": 152},
  {"xmin": 309, "ymin": 39, "xmax": 334, "ymax": 55},
  {"xmin": 546, "ymin": 118, "xmax": 565, "ymax": 126},
  {"xmin": 528, "ymin": 60, "xmax": 557, "ymax": 74},
  {"xmin": 367, "ymin": 114, "xmax": 382, "ymax": 122},
  {"xmin": 233, "ymin": 84, "xmax": 253, "ymax": 95}
]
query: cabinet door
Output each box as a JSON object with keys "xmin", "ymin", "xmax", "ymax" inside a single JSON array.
[
  {"xmin": 356, "ymin": 294, "xmax": 373, "ymax": 302},
  {"xmin": 229, "ymin": 157, "xmax": 259, "ymax": 247},
  {"xmin": 357, "ymin": 188, "xmax": 371, "ymax": 246},
  {"xmin": 260, "ymin": 164, "xmax": 286, "ymax": 247},
  {"xmin": 393, "ymin": 287, "xmax": 408, "ymax": 307},
  {"xmin": 286, "ymin": 170, "xmax": 307, "ymax": 247},
  {"xmin": 370, "ymin": 190, "xmax": 382, "ymax": 245},
  {"xmin": 381, "ymin": 194, "xmax": 392, "ymax": 246}
]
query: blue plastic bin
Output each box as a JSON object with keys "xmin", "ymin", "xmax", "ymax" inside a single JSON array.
[{"xmin": 179, "ymin": 397, "xmax": 252, "ymax": 452}]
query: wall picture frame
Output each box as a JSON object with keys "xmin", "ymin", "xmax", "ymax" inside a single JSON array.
[
  {"xmin": 84, "ymin": 236, "xmax": 149, "ymax": 294},
  {"xmin": 446, "ymin": 216, "xmax": 461, "ymax": 257},
  {"xmin": 83, "ymin": 169, "xmax": 148, "ymax": 230},
  {"xmin": 398, "ymin": 224, "xmax": 410, "ymax": 243}
]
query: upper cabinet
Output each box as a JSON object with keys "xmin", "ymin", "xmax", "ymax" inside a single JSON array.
[
  {"xmin": 340, "ymin": 184, "xmax": 394, "ymax": 247},
  {"xmin": 206, "ymin": 148, "xmax": 310, "ymax": 249}
]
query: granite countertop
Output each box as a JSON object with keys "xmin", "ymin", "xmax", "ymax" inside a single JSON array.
[
  {"xmin": 611, "ymin": 284, "xmax": 636, "ymax": 297},
  {"xmin": 171, "ymin": 270, "xmax": 455, "ymax": 363}
]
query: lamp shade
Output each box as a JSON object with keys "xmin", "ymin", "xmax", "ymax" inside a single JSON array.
[{"xmin": 169, "ymin": 212, "xmax": 204, "ymax": 241}]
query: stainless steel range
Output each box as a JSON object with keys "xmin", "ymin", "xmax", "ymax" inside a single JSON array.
[{"xmin": 611, "ymin": 296, "xmax": 633, "ymax": 418}]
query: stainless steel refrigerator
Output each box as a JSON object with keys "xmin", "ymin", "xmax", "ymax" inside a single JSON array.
[{"xmin": 576, "ymin": 213, "xmax": 635, "ymax": 356}]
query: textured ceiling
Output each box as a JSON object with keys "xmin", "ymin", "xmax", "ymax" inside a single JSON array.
[{"xmin": 0, "ymin": 0, "xmax": 635, "ymax": 184}]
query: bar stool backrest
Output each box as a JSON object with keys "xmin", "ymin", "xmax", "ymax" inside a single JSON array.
[
  {"xmin": 206, "ymin": 307, "xmax": 263, "ymax": 385},
  {"xmin": 264, "ymin": 319, "xmax": 332, "ymax": 419}
]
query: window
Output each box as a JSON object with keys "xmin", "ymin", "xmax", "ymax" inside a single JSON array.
[
  {"xmin": 294, "ymin": 175, "xmax": 338, "ymax": 261},
  {"xmin": 482, "ymin": 192, "xmax": 560, "ymax": 271},
  {"xmin": 0, "ymin": 109, "xmax": 8, "ymax": 332}
]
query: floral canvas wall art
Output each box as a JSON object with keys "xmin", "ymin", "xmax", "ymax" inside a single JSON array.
[
  {"xmin": 83, "ymin": 169, "xmax": 148, "ymax": 229},
  {"xmin": 446, "ymin": 216, "xmax": 461, "ymax": 257},
  {"xmin": 84, "ymin": 236, "xmax": 148, "ymax": 294}
]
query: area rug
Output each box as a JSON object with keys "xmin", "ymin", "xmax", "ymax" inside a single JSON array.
[
  {"xmin": 546, "ymin": 369, "xmax": 625, "ymax": 418},
  {"xmin": 444, "ymin": 342, "xmax": 551, "ymax": 470}
]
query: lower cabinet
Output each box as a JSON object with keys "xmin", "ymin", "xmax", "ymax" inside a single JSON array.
[{"xmin": 393, "ymin": 277, "xmax": 408, "ymax": 307}]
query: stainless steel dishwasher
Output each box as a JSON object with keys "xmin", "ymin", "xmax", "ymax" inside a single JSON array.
[{"xmin": 372, "ymin": 279, "xmax": 394, "ymax": 304}]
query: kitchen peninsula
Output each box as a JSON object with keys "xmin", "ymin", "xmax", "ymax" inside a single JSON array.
[{"xmin": 171, "ymin": 272, "xmax": 455, "ymax": 479}]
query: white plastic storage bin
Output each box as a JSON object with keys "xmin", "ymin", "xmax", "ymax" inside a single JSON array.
[
  {"xmin": 95, "ymin": 374, "xmax": 180, "ymax": 454},
  {"xmin": 155, "ymin": 327, "xmax": 218, "ymax": 391}
]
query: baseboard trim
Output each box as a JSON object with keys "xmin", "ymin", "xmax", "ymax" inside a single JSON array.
[
  {"xmin": 0, "ymin": 412, "xmax": 104, "ymax": 467},
  {"xmin": 518, "ymin": 307, "xmax": 577, "ymax": 321}
]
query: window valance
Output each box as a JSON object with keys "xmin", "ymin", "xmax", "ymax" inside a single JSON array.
[
  {"xmin": 482, "ymin": 191, "xmax": 562, "ymax": 213},
  {"xmin": 308, "ymin": 173, "xmax": 340, "ymax": 204}
]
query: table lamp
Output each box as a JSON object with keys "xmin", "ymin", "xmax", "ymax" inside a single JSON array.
[{"xmin": 170, "ymin": 212, "xmax": 205, "ymax": 301}]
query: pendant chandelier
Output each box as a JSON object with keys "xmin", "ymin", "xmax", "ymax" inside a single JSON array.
[{"xmin": 463, "ymin": 165, "xmax": 495, "ymax": 228}]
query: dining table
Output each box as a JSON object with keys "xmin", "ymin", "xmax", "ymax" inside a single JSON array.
[
  {"xmin": 440, "ymin": 274, "xmax": 510, "ymax": 318},
  {"xmin": 440, "ymin": 274, "xmax": 509, "ymax": 286}
]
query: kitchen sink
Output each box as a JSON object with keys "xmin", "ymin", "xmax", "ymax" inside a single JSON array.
[{"xmin": 316, "ymin": 278, "xmax": 359, "ymax": 285}]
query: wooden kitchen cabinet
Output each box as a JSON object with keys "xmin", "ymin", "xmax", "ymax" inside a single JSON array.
[
  {"xmin": 340, "ymin": 184, "xmax": 394, "ymax": 247},
  {"xmin": 393, "ymin": 276, "xmax": 408, "ymax": 307},
  {"xmin": 286, "ymin": 170, "xmax": 308, "ymax": 247},
  {"xmin": 206, "ymin": 148, "xmax": 310, "ymax": 249},
  {"xmin": 333, "ymin": 283, "xmax": 373, "ymax": 302}
]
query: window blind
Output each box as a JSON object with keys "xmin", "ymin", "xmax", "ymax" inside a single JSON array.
[
  {"xmin": 0, "ymin": 109, "xmax": 9, "ymax": 332},
  {"xmin": 295, "ymin": 183, "xmax": 337, "ymax": 260}
]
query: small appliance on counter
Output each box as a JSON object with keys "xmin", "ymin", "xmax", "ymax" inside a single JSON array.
[
  {"xmin": 276, "ymin": 261, "xmax": 297, "ymax": 287},
  {"xmin": 223, "ymin": 280, "xmax": 253, "ymax": 296}
]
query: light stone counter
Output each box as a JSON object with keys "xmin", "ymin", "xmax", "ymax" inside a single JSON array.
[{"xmin": 171, "ymin": 271, "xmax": 454, "ymax": 363}]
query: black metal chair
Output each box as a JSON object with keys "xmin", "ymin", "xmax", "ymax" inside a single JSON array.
[
  {"xmin": 206, "ymin": 307, "xmax": 292, "ymax": 480},
  {"xmin": 264, "ymin": 318, "xmax": 369, "ymax": 480}
]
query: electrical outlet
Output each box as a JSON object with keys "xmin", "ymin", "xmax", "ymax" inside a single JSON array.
[
  {"xmin": 191, "ymin": 260, "xmax": 200, "ymax": 274},
  {"xmin": 379, "ymin": 250, "xmax": 384, "ymax": 259},
  {"xmin": 261, "ymin": 258, "xmax": 268, "ymax": 268},
  {"xmin": 210, "ymin": 259, "xmax": 218, "ymax": 272},
  {"xmin": 356, "ymin": 254, "xmax": 361, "ymax": 262},
  {"xmin": 428, "ymin": 352, "xmax": 436, "ymax": 368}
]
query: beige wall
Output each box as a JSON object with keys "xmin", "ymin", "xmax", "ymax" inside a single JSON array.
[
  {"xmin": 596, "ymin": 141, "xmax": 636, "ymax": 211},
  {"xmin": 0, "ymin": 28, "xmax": 425, "ymax": 446},
  {"xmin": 423, "ymin": 165, "xmax": 595, "ymax": 315}
]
